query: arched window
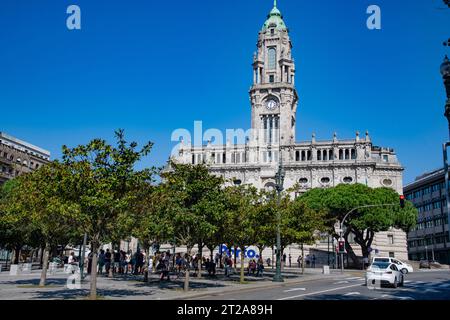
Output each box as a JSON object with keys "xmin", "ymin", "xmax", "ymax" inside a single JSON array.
[
  {"xmin": 351, "ymin": 149, "xmax": 356, "ymax": 160},
  {"xmin": 295, "ymin": 151, "xmax": 300, "ymax": 162},
  {"xmin": 317, "ymin": 150, "xmax": 321, "ymax": 161},
  {"xmin": 268, "ymin": 47, "xmax": 276, "ymax": 70},
  {"xmin": 323, "ymin": 150, "xmax": 328, "ymax": 161},
  {"xmin": 339, "ymin": 149, "xmax": 343, "ymax": 160}
]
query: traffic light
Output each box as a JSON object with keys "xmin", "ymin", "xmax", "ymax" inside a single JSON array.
[
  {"xmin": 338, "ymin": 240, "xmax": 345, "ymax": 254},
  {"xmin": 400, "ymin": 195, "xmax": 405, "ymax": 209}
]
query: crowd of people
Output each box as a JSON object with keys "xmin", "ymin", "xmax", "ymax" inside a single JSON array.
[{"xmin": 66, "ymin": 248, "xmax": 319, "ymax": 280}]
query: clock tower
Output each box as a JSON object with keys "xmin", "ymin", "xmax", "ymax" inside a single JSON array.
[{"xmin": 250, "ymin": 0, "xmax": 298, "ymax": 147}]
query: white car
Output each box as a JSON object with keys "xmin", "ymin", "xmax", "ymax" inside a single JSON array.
[
  {"xmin": 372, "ymin": 257, "xmax": 413, "ymax": 274},
  {"xmin": 366, "ymin": 262, "xmax": 404, "ymax": 288}
]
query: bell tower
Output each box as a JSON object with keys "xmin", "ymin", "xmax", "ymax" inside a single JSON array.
[{"xmin": 250, "ymin": 0, "xmax": 298, "ymax": 147}]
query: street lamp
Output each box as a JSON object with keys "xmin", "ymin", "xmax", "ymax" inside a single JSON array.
[
  {"xmin": 273, "ymin": 153, "xmax": 285, "ymax": 283},
  {"xmin": 441, "ymin": 55, "xmax": 450, "ymax": 264}
]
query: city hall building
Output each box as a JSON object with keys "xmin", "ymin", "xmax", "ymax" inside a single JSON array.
[{"xmin": 171, "ymin": 2, "xmax": 407, "ymax": 261}]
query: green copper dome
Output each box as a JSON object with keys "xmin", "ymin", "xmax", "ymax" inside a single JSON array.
[{"xmin": 262, "ymin": 0, "xmax": 287, "ymax": 31}]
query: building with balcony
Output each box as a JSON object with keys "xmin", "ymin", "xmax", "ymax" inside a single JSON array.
[
  {"xmin": 0, "ymin": 132, "xmax": 50, "ymax": 185},
  {"xmin": 404, "ymin": 168, "xmax": 450, "ymax": 264}
]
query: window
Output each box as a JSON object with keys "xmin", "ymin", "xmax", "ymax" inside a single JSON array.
[
  {"xmin": 383, "ymin": 155, "xmax": 388, "ymax": 162},
  {"xmin": 390, "ymin": 264, "xmax": 398, "ymax": 271},
  {"xmin": 343, "ymin": 177, "xmax": 353, "ymax": 183},
  {"xmin": 269, "ymin": 75, "xmax": 274, "ymax": 83},
  {"xmin": 299, "ymin": 178, "xmax": 308, "ymax": 184},
  {"xmin": 268, "ymin": 47, "xmax": 276, "ymax": 70},
  {"xmin": 320, "ymin": 177, "xmax": 331, "ymax": 184},
  {"xmin": 270, "ymin": 29, "xmax": 274, "ymax": 35},
  {"xmin": 351, "ymin": 149, "xmax": 356, "ymax": 160},
  {"xmin": 317, "ymin": 150, "xmax": 322, "ymax": 161},
  {"xmin": 389, "ymin": 252, "xmax": 395, "ymax": 258},
  {"xmin": 388, "ymin": 235, "xmax": 394, "ymax": 245}
]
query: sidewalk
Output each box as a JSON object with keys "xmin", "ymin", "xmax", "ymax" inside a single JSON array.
[{"xmin": 0, "ymin": 267, "xmax": 364, "ymax": 300}]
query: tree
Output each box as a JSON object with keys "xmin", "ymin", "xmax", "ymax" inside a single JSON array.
[
  {"xmin": 0, "ymin": 179, "xmax": 41, "ymax": 264},
  {"xmin": 131, "ymin": 183, "xmax": 174, "ymax": 282},
  {"xmin": 222, "ymin": 185, "xmax": 262, "ymax": 283},
  {"xmin": 300, "ymin": 184, "xmax": 417, "ymax": 267},
  {"xmin": 0, "ymin": 163, "xmax": 81, "ymax": 286},
  {"xmin": 61, "ymin": 129, "xmax": 154, "ymax": 299}
]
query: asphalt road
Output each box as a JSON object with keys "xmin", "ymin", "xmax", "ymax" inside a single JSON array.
[{"xmin": 198, "ymin": 270, "xmax": 450, "ymax": 300}]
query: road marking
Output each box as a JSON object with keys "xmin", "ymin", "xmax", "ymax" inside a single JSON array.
[
  {"xmin": 343, "ymin": 292, "xmax": 360, "ymax": 296},
  {"xmin": 283, "ymin": 287, "xmax": 306, "ymax": 293},
  {"xmin": 333, "ymin": 281, "xmax": 349, "ymax": 285},
  {"xmin": 278, "ymin": 283, "xmax": 363, "ymax": 300},
  {"xmin": 345, "ymin": 277, "xmax": 363, "ymax": 281}
]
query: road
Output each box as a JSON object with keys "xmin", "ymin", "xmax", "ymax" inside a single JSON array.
[{"xmin": 197, "ymin": 270, "xmax": 450, "ymax": 300}]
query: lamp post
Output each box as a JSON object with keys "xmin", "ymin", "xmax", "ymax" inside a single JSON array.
[
  {"xmin": 273, "ymin": 153, "xmax": 285, "ymax": 283},
  {"xmin": 441, "ymin": 55, "xmax": 450, "ymax": 264}
]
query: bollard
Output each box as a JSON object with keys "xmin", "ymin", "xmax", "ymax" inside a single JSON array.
[
  {"xmin": 9, "ymin": 264, "xmax": 19, "ymax": 276},
  {"xmin": 322, "ymin": 265, "xmax": 330, "ymax": 275},
  {"xmin": 21, "ymin": 263, "xmax": 32, "ymax": 274}
]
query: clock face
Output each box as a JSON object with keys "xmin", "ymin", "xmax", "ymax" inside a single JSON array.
[{"xmin": 266, "ymin": 99, "xmax": 278, "ymax": 111}]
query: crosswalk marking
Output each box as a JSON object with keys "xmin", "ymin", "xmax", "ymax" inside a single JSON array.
[
  {"xmin": 283, "ymin": 288, "xmax": 306, "ymax": 293},
  {"xmin": 345, "ymin": 277, "xmax": 364, "ymax": 281}
]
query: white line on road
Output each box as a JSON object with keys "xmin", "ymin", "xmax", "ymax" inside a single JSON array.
[
  {"xmin": 333, "ymin": 281, "xmax": 349, "ymax": 285},
  {"xmin": 345, "ymin": 277, "xmax": 363, "ymax": 280},
  {"xmin": 278, "ymin": 283, "xmax": 363, "ymax": 300},
  {"xmin": 343, "ymin": 292, "xmax": 360, "ymax": 296},
  {"xmin": 283, "ymin": 288, "xmax": 306, "ymax": 293}
]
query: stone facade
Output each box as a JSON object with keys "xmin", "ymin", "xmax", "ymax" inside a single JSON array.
[
  {"xmin": 171, "ymin": 2, "xmax": 407, "ymax": 261},
  {"xmin": 0, "ymin": 132, "xmax": 50, "ymax": 185}
]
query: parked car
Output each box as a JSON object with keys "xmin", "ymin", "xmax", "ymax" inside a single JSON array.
[
  {"xmin": 420, "ymin": 260, "xmax": 441, "ymax": 269},
  {"xmin": 372, "ymin": 257, "xmax": 413, "ymax": 274},
  {"xmin": 366, "ymin": 261, "xmax": 404, "ymax": 288}
]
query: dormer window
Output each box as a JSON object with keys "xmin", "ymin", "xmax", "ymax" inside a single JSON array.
[{"xmin": 271, "ymin": 29, "xmax": 274, "ymax": 35}]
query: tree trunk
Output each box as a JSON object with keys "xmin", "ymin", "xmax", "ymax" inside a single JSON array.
[
  {"xmin": 184, "ymin": 246, "xmax": 192, "ymax": 292},
  {"xmin": 257, "ymin": 245, "xmax": 264, "ymax": 260},
  {"xmin": 240, "ymin": 249, "xmax": 245, "ymax": 284},
  {"xmin": 13, "ymin": 246, "xmax": 20, "ymax": 264},
  {"xmin": 39, "ymin": 243, "xmax": 50, "ymax": 287},
  {"xmin": 197, "ymin": 242, "xmax": 203, "ymax": 278},
  {"xmin": 39, "ymin": 246, "xmax": 44, "ymax": 267},
  {"xmin": 109, "ymin": 243, "xmax": 114, "ymax": 278},
  {"xmin": 344, "ymin": 231, "xmax": 359, "ymax": 268},
  {"xmin": 89, "ymin": 241, "xmax": 99, "ymax": 300}
]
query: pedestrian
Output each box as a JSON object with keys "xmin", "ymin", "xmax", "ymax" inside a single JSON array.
[
  {"xmin": 256, "ymin": 257, "xmax": 264, "ymax": 277},
  {"xmin": 297, "ymin": 255, "xmax": 302, "ymax": 268},
  {"xmin": 104, "ymin": 249, "xmax": 112, "ymax": 274},
  {"xmin": 266, "ymin": 257, "xmax": 271, "ymax": 267},
  {"xmin": 214, "ymin": 253, "xmax": 220, "ymax": 267},
  {"xmin": 157, "ymin": 258, "xmax": 170, "ymax": 281},
  {"xmin": 289, "ymin": 254, "xmax": 292, "ymax": 268},
  {"xmin": 312, "ymin": 254, "xmax": 316, "ymax": 268},
  {"xmin": 98, "ymin": 249, "xmax": 105, "ymax": 275},
  {"xmin": 282, "ymin": 253, "xmax": 287, "ymax": 268},
  {"xmin": 113, "ymin": 250, "xmax": 120, "ymax": 274}
]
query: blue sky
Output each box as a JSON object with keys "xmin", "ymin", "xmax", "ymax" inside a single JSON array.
[{"xmin": 0, "ymin": 0, "xmax": 449, "ymax": 184}]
